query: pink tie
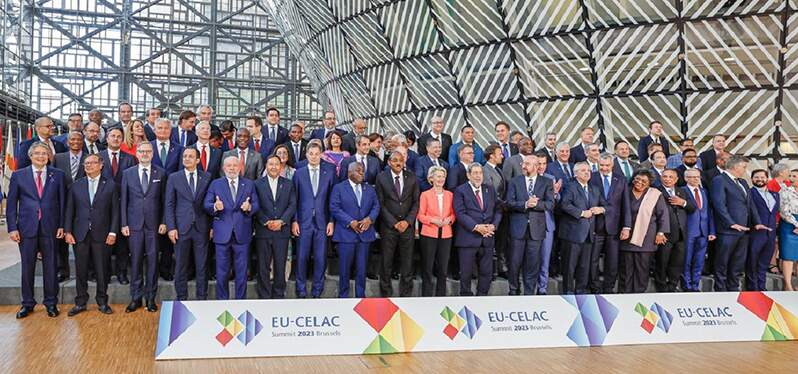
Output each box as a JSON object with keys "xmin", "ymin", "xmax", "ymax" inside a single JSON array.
[{"xmin": 36, "ymin": 171, "xmax": 43, "ymax": 219}]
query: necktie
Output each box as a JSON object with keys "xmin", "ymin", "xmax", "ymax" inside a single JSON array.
[
  {"xmin": 255, "ymin": 138, "xmax": 260, "ymax": 153},
  {"xmin": 70, "ymin": 155, "xmax": 78, "ymax": 179},
  {"xmin": 227, "ymin": 139, "xmax": 233, "ymax": 150},
  {"xmin": 502, "ymin": 143, "xmax": 509, "ymax": 159},
  {"xmin": 475, "ymin": 188, "xmax": 483, "ymax": 210},
  {"xmin": 230, "ymin": 180, "xmax": 237, "ymax": 199},
  {"xmin": 112, "ymin": 152, "xmax": 119, "ymax": 176},
  {"xmin": 736, "ymin": 178, "xmax": 747, "ymax": 196},
  {"xmin": 239, "ymin": 150, "xmax": 246, "ymax": 176},
  {"xmin": 200, "ymin": 145, "xmax": 207, "ymax": 171},
  {"xmin": 623, "ymin": 161, "xmax": 632, "ymax": 180},
  {"xmin": 355, "ymin": 184, "xmax": 362, "ymax": 206},
  {"xmin": 141, "ymin": 168, "xmax": 148, "ymax": 194},
  {"xmin": 527, "ymin": 178, "xmax": 535, "ymax": 197},
  {"xmin": 35, "ymin": 170, "xmax": 43, "ymax": 197},
  {"xmin": 90, "ymin": 143, "xmax": 96, "ymax": 154},
  {"xmin": 270, "ymin": 127, "xmax": 276, "ymax": 141},
  {"xmin": 180, "ymin": 130, "xmax": 186, "ymax": 146},
  {"xmin": 584, "ymin": 185, "xmax": 589, "ymax": 203},
  {"xmin": 603, "ymin": 175, "xmax": 610, "ymax": 199},
  {"xmin": 394, "ymin": 175, "xmax": 401, "ymax": 197},
  {"xmin": 433, "ymin": 158, "xmax": 438, "ymax": 167},
  {"xmin": 563, "ymin": 163, "xmax": 571, "ymax": 179},
  {"xmin": 160, "ymin": 142, "xmax": 167, "ymax": 164},
  {"xmin": 311, "ymin": 168, "xmax": 319, "ymax": 196},
  {"xmin": 694, "ymin": 187, "xmax": 702, "ymax": 209},
  {"xmin": 294, "ymin": 143, "xmax": 300, "ymax": 163},
  {"xmin": 592, "ymin": 163, "xmax": 597, "ymax": 172},
  {"xmin": 89, "ymin": 178, "xmax": 96, "ymax": 205},
  {"xmin": 189, "ymin": 172, "xmax": 196, "ymax": 196}
]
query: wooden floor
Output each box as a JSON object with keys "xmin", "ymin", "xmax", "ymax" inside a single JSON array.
[{"xmin": 0, "ymin": 305, "xmax": 796, "ymax": 373}]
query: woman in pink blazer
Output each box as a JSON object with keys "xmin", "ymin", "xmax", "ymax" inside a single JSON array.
[{"xmin": 417, "ymin": 166, "xmax": 456, "ymax": 296}]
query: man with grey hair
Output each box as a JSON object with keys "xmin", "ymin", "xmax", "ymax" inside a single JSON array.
[
  {"xmin": 417, "ymin": 115, "xmax": 452, "ymax": 160},
  {"xmin": 342, "ymin": 118, "xmax": 368, "ymax": 154},
  {"xmin": 196, "ymin": 104, "xmax": 214, "ymax": 125},
  {"xmin": 546, "ymin": 141, "xmax": 574, "ymax": 184},
  {"xmin": 585, "ymin": 143, "xmax": 601, "ymax": 173},
  {"xmin": 391, "ymin": 133, "xmax": 418, "ymax": 172},
  {"xmin": 17, "ymin": 116, "xmax": 66, "ymax": 168}
]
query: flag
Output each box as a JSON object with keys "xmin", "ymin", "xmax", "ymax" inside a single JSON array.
[{"xmin": 3, "ymin": 124, "xmax": 15, "ymax": 194}]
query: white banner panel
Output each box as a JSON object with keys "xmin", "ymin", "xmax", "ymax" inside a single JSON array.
[{"xmin": 155, "ymin": 291, "xmax": 798, "ymax": 360}]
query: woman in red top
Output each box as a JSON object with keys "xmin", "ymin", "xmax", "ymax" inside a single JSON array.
[
  {"xmin": 120, "ymin": 119, "xmax": 147, "ymax": 157},
  {"xmin": 417, "ymin": 166, "xmax": 456, "ymax": 296}
]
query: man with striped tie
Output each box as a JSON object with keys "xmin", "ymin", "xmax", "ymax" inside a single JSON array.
[{"xmin": 53, "ymin": 131, "xmax": 87, "ymax": 282}]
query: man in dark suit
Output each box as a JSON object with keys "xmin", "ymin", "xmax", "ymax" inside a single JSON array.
[
  {"xmin": 699, "ymin": 134, "xmax": 727, "ymax": 170},
  {"xmin": 285, "ymin": 123, "xmax": 308, "ymax": 165},
  {"xmin": 416, "ymin": 116, "xmax": 452, "ymax": 161},
  {"xmin": 82, "ymin": 122, "xmax": 105, "ymax": 155},
  {"xmin": 186, "ymin": 121, "xmax": 222, "ymax": 179},
  {"xmin": 152, "ymin": 118, "xmax": 184, "ymax": 175},
  {"xmin": 164, "ymin": 148, "xmax": 212, "ymax": 300},
  {"xmin": 588, "ymin": 154, "xmax": 631, "ymax": 294},
  {"xmin": 7, "ymin": 142, "xmax": 66, "ymax": 318},
  {"xmin": 710, "ymin": 155, "xmax": 766, "ymax": 292},
  {"xmin": 339, "ymin": 134, "xmax": 381, "ymax": 185},
  {"xmin": 342, "ymin": 118, "xmax": 368, "ymax": 155},
  {"xmin": 682, "ymin": 169, "xmax": 715, "ymax": 291},
  {"xmin": 535, "ymin": 153, "xmax": 560, "ymax": 294},
  {"xmin": 505, "ymin": 154, "xmax": 554, "ymax": 295},
  {"xmin": 53, "ymin": 112, "xmax": 83, "ymax": 146},
  {"xmin": 558, "ymin": 162, "xmax": 607, "ymax": 294},
  {"xmin": 223, "ymin": 128, "xmax": 264, "ymax": 180},
  {"xmin": 637, "ymin": 120, "xmax": 671, "ymax": 162},
  {"xmin": 264, "ymin": 107, "xmax": 289, "ymax": 145},
  {"xmin": 746, "ymin": 169, "xmax": 779, "ymax": 291},
  {"xmin": 53, "ymin": 131, "xmax": 87, "ymax": 282},
  {"xmin": 537, "ymin": 132, "xmax": 558, "ymax": 163},
  {"xmin": 108, "ymin": 102, "xmax": 134, "ymax": 132},
  {"xmin": 656, "ymin": 169, "xmax": 696, "ymax": 292},
  {"xmin": 375, "ymin": 151, "xmax": 420, "ymax": 297},
  {"xmin": 490, "ymin": 121, "xmax": 518, "ymax": 168},
  {"xmin": 546, "ymin": 142, "xmax": 575, "ymax": 185},
  {"xmin": 330, "ymin": 162, "xmax": 380, "ymax": 298},
  {"xmin": 143, "ymin": 107, "xmax": 160, "ymax": 141},
  {"xmin": 16, "ymin": 117, "xmax": 67, "ymax": 168},
  {"xmin": 675, "ymin": 148, "xmax": 704, "ymax": 187},
  {"xmin": 64, "ymin": 154, "xmax": 118, "ymax": 315},
  {"xmin": 310, "ymin": 110, "xmax": 343, "ymax": 141},
  {"xmin": 254, "ymin": 156, "xmax": 296, "ymax": 299},
  {"xmin": 502, "ymin": 136, "xmax": 534, "ymax": 182},
  {"xmin": 448, "ymin": 125, "xmax": 485, "ymax": 166},
  {"xmin": 219, "ymin": 120, "xmax": 237, "ymax": 152},
  {"xmin": 569, "ymin": 127, "xmax": 594, "ymax": 164},
  {"xmin": 204, "ymin": 156, "xmax": 259, "ymax": 300},
  {"xmin": 99, "ymin": 127, "xmax": 136, "ymax": 284},
  {"xmin": 292, "ymin": 143, "xmax": 335, "ymax": 298},
  {"xmin": 121, "ymin": 142, "xmax": 166, "ymax": 313},
  {"xmin": 453, "ymin": 163, "xmax": 502, "ymax": 296},
  {"xmin": 415, "ymin": 138, "xmax": 448, "ymax": 191},
  {"xmin": 446, "ymin": 144, "xmax": 473, "ymax": 191},
  {"xmin": 613, "ymin": 140, "xmax": 639, "ymax": 182},
  {"xmin": 171, "ymin": 110, "xmax": 198, "ymax": 147},
  {"xmin": 246, "ymin": 115, "xmax": 276, "ymax": 161},
  {"xmin": 704, "ymin": 151, "xmax": 730, "ymax": 189}
]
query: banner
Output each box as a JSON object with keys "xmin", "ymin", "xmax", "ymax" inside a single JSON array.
[{"xmin": 155, "ymin": 291, "xmax": 798, "ymax": 360}]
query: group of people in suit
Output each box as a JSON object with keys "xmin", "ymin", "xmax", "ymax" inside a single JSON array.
[{"xmin": 6, "ymin": 107, "xmax": 798, "ymax": 320}]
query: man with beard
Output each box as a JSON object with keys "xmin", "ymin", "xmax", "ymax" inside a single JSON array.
[
  {"xmin": 746, "ymin": 169, "xmax": 779, "ymax": 291},
  {"xmin": 675, "ymin": 148, "xmax": 705, "ymax": 187}
]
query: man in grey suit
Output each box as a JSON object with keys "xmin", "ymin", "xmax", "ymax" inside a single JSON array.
[
  {"xmin": 502, "ymin": 136, "xmax": 535, "ymax": 182},
  {"xmin": 223, "ymin": 128, "xmax": 264, "ymax": 180}
]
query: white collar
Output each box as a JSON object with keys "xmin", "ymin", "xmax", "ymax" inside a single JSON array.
[
  {"xmin": 470, "ymin": 183, "xmax": 481, "ymax": 191},
  {"xmin": 391, "ymin": 170, "xmax": 402, "ymax": 179},
  {"xmin": 349, "ymin": 179, "xmax": 360, "ymax": 190},
  {"xmin": 184, "ymin": 168, "xmax": 198, "ymax": 177},
  {"xmin": 33, "ymin": 165, "xmax": 47, "ymax": 174},
  {"xmin": 227, "ymin": 177, "xmax": 238, "ymax": 185},
  {"xmin": 139, "ymin": 164, "xmax": 151, "ymax": 170},
  {"xmin": 87, "ymin": 174, "xmax": 100, "ymax": 182}
]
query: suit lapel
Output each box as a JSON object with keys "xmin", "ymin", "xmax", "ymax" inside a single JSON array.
[{"xmin": 93, "ymin": 178, "xmax": 107, "ymax": 206}]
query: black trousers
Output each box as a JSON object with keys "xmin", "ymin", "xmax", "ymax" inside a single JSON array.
[
  {"xmin": 57, "ymin": 239, "xmax": 70, "ymax": 278},
  {"xmin": 255, "ymin": 237, "xmax": 290, "ymax": 299},
  {"xmin": 419, "ymin": 235, "xmax": 451, "ymax": 296},
  {"xmin": 74, "ymin": 238, "xmax": 111, "ymax": 306},
  {"xmin": 563, "ymin": 241, "xmax": 591, "ymax": 294},
  {"xmin": 714, "ymin": 233, "xmax": 748, "ymax": 292},
  {"xmin": 379, "ymin": 227, "xmax": 415, "ymax": 297},
  {"xmin": 174, "ymin": 227, "xmax": 208, "ymax": 300},
  {"xmin": 655, "ymin": 239, "xmax": 685, "ymax": 292},
  {"xmin": 508, "ymin": 237, "xmax": 542, "ymax": 295},
  {"xmin": 494, "ymin": 215, "xmax": 510, "ymax": 275},
  {"xmin": 459, "ymin": 246, "xmax": 494, "ymax": 296},
  {"xmin": 158, "ymin": 235, "xmax": 174, "ymax": 278},
  {"xmin": 112, "ymin": 235, "xmax": 129, "ymax": 277},
  {"xmin": 589, "ymin": 233, "xmax": 621, "ymax": 293},
  {"xmin": 620, "ymin": 251, "xmax": 654, "ymax": 293}
]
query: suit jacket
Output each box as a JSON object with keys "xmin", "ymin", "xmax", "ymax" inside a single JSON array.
[
  {"xmin": 417, "ymin": 132, "xmax": 453, "ymax": 162},
  {"xmin": 683, "ymin": 185, "xmax": 716, "ymax": 238},
  {"xmin": 502, "ymin": 153, "xmax": 525, "ymax": 182},
  {"xmin": 613, "ymin": 158, "xmax": 639, "ymax": 181},
  {"xmin": 339, "ymin": 154, "xmax": 381, "ymax": 185},
  {"xmin": 186, "ymin": 142, "xmax": 222, "ymax": 179},
  {"xmin": 170, "ymin": 127, "xmax": 197, "ymax": 147},
  {"xmin": 482, "ymin": 162, "xmax": 506, "ymax": 200},
  {"xmin": 750, "ymin": 187, "xmax": 780, "ymax": 230},
  {"xmin": 164, "ymin": 170, "xmax": 212, "ymax": 235},
  {"xmin": 151, "ymin": 139, "xmax": 184, "ymax": 174},
  {"xmin": 506, "ymin": 175, "xmax": 554, "ymax": 240},
  {"xmin": 675, "ymin": 165, "xmax": 706, "ymax": 187},
  {"xmin": 248, "ymin": 136, "xmax": 276, "ymax": 162},
  {"xmin": 569, "ymin": 143, "xmax": 588, "ymax": 164},
  {"xmin": 658, "ymin": 185, "xmax": 696, "ymax": 242},
  {"xmin": 557, "ymin": 180, "xmax": 605, "ymax": 243},
  {"xmin": 99, "ymin": 149, "xmax": 137, "ymax": 185},
  {"xmin": 589, "ymin": 172, "xmax": 632, "ymax": 235},
  {"xmin": 262, "ymin": 125, "xmax": 289, "ymax": 145},
  {"xmin": 16, "ymin": 138, "xmax": 67, "ymax": 169},
  {"xmin": 254, "ymin": 176, "xmax": 296, "ymax": 238},
  {"xmin": 64, "ymin": 176, "xmax": 119, "ymax": 242},
  {"xmin": 341, "ymin": 132, "xmax": 365, "ymax": 155},
  {"xmin": 143, "ymin": 123, "xmax": 157, "ymax": 141},
  {"xmin": 6, "ymin": 167, "xmax": 65, "ymax": 238},
  {"xmin": 488, "ymin": 141, "xmax": 519, "ymax": 167},
  {"xmin": 330, "ymin": 180, "xmax": 380, "ymax": 243},
  {"xmin": 223, "ymin": 148, "xmax": 264, "ymax": 181},
  {"xmin": 699, "ymin": 149, "xmax": 719, "ymax": 170},
  {"xmin": 53, "ymin": 151, "xmax": 86, "ymax": 190},
  {"xmin": 375, "ymin": 169, "xmax": 420, "ymax": 229},
  {"xmin": 121, "ymin": 165, "xmax": 165, "ymax": 231},
  {"xmin": 293, "ymin": 164, "xmax": 335, "ymax": 230},
  {"xmin": 637, "ymin": 135, "xmax": 670, "ymax": 162},
  {"xmin": 705, "ymin": 166, "xmax": 724, "ymax": 190},
  {"xmin": 220, "ymin": 137, "xmax": 236, "ymax": 153},
  {"xmin": 546, "ymin": 160, "xmax": 574, "ymax": 185},
  {"xmin": 83, "ymin": 141, "xmax": 106, "ymax": 155},
  {"xmin": 448, "ymin": 142, "xmax": 485, "ymax": 166},
  {"xmin": 710, "ymin": 173, "xmax": 761, "ymax": 236},
  {"xmin": 284, "ymin": 139, "xmax": 308, "ymax": 165},
  {"xmin": 310, "ymin": 127, "xmax": 346, "ymax": 141},
  {"xmin": 415, "ymin": 155, "xmax": 448, "ymax": 191},
  {"xmin": 446, "ymin": 162, "xmax": 468, "ymax": 191},
  {"xmin": 203, "ymin": 177, "xmax": 259, "ymax": 244},
  {"xmin": 417, "ymin": 189, "xmax": 456, "ymax": 238},
  {"xmin": 452, "ymin": 183, "xmax": 502, "ymax": 248},
  {"xmin": 537, "ymin": 147, "xmax": 557, "ymax": 163}
]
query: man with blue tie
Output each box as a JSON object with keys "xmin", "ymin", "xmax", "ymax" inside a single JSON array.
[
  {"xmin": 453, "ymin": 163, "xmax": 502, "ymax": 296},
  {"xmin": 682, "ymin": 168, "xmax": 715, "ymax": 291},
  {"xmin": 165, "ymin": 148, "xmax": 212, "ymax": 300},
  {"xmin": 588, "ymin": 154, "xmax": 631, "ymax": 293},
  {"xmin": 330, "ymin": 162, "xmax": 380, "ymax": 298},
  {"xmin": 7, "ymin": 142, "xmax": 65, "ymax": 318},
  {"xmin": 171, "ymin": 110, "xmax": 198, "ymax": 147},
  {"xmin": 505, "ymin": 154, "xmax": 554, "ymax": 295},
  {"xmin": 339, "ymin": 135, "xmax": 381, "ymax": 185},
  {"xmin": 491, "ymin": 121, "xmax": 518, "ymax": 168},
  {"xmin": 152, "ymin": 118, "xmax": 184, "ymax": 175},
  {"xmin": 559, "ymin": 162, "xmax": 607, "ymax": 294},
  {"xmin": 535, "ymin": 153, "xmax": 561, "ymax": 294},
  {"xmin": 547, "ymin": 142, "xmax": 575, "ymax": 185},
  {"xmin": 187, "ymin": 121, "xmax": 222, "ymax": 179},
  {"xmin": 569, "ymin": 127, "xmax": 594, "ymax": 164},
  {"xmin": 285, "ymin": 123, "xmax": 308, "ymax": 165},
  {"xmin": 53, "ymin": 131, "xmax": 86, "ymax": 282},
  {"xmin": 254, "ymin": 156, "xmax": 297, "ymax": 299},
  {"xmin": 747, "ymin": 169, "xmax": 779, "ymax": 291},
  {"xmin": 64, "ymin": 154, "xmax": 117, "ymax": 315},
  {"xmin": 292, "ymin": 143, "xmax": 335, "ymax": 298},
  {"xmin": 416, "ymin": 138, "xmax": 448, "ymax": 191},
  {"xmin": 264, "ymin": 107, "xmax": 289, "ymax": 145},
  {"xmin": 121, "ymin": 142, "xmax": 166, "ymax": 312},
  {"xmin": 204, "ymin": 156, "xmax": 259, "ymax": 299},
  {"xmin": 310, "ymin": 110, "xmax": 340, "ymax": 141}
]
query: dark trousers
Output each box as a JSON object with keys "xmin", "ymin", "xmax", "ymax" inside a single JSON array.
[
  {"xmin": 419, "ymin": 235, "xmax": 451, "ymax": 296},
  {"xmin": 746, "ymin": 230, "xmax": 777, "ymax": 291},
  {"xmin": 337, "ymin": 241, "xmax": 370, "ymax": 298},
  {"xmin": 74, "ymin": 238, "xmax": 111, "ymax": 306},
  {"xmin": 714, "ymin": 233, "xmax": 748, "ymax": 291},
  {"xmin": 459, "ymin": 246, "xmax": 493, "ymax": 296},
  {"xmin": 655, "ymin": 239, "xmax": 685, "ymax": 292},
  {"xmin": 683, "ymin": 235, "xmax": 708, "ymax": 291},
  {"xmin": 562, "ymin": 240, "xmax": 591, "ymax": 294},
  {"xmin": 379, "ymin": 227, "xmax": 415, "ymax": 297},
  {"xmin": 57, "ymin": 239, "xmax": 70, "ymax": 278},
  {"xmin": 129, "ymin": 229, "xmax": 158, "ymax": 301},
  {"xmin": 255, "ymin": 237, "xmax": 289, "ymax": 299},
  {"xmin": 590, "ymin": 233, "xmax": 620, "ymax": 293},
  {"xmin": 295, "ymin": 226, "xmax": 327, "ymax": 297},
  {"xmin": 19, "ymin": 228, "xmax": 58, "ymax": 307},
  {"xmin": 508, "ymin": 237, "xmax": 542, "ymax": 295},
  {"xmin": 495, "ymin": 215, "xmax": 510, "ymax": 275},
  {"xmin": 112, "ymin": 235, "xmax": 129, "ymax": 277},
  {"xmin": 620, "ymin": 251, "xmax": 654, "ymax": 293},
  {"xmin": 174, "ymin": 227, "xmax": 208, "ymax": 300},
  {"xmin": 158, "ymin": 235, "xmax": 174, "ymax": 278},
  {"xmin": 215, "ymin": 239, "xmax": 250, "ymax": 300}
]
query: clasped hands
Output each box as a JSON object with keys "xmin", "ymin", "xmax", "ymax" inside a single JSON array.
[
  {"xmin": 474, "ymin": 224, "xmax": 495, "ymax": 238},
  {"xmin": 349, "ymin": 217, "xmax": 373, "ymax": 233},
  {"xmin": 581, "ymin": 206, "xmax": 605, "ymax": 218}
]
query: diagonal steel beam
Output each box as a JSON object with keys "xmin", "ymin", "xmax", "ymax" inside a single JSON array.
[
  {"xmin": 33, "ymin": 9, "xmax": 121, "ymax": 69},
  {"xmin": 127, "ymin": 18, "xmax": 211, "ymax": 75},
  {"xmin": 33, "ymin": 19, "xmax": 122, "ymax": 64},
  {"xmin": 215, "ymin": 38, "xmax": 287, "ymax": 78},
  {"xmin": 229, "ymin": 88, "xmax": 288, "ymax": 118}
]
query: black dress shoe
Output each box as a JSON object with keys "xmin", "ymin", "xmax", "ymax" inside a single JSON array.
[
  {"xmin": 88, "ymin": 275, "xmax": 96, "ymax": 283},
  {"xmin": 98, "ymin": 305, "xmax": 113, "ymax": 314},
  {"xmin": 126, "ymin": 300, "xmax": 142, "ymax": 313},
  {"xmin": 366, "ymin": 273, "xmax": 378, "ymax": 280},
  {"xmin": 58, "ymin": 274, "xmax": 69, "ymax": 283},
  {"xmin": 118, "ymin": 273, "xmax": 129, "ymax": 285},
  {"xmin": 16, "ymin": 306, "xmax": 33, "ymax": 319},
  {"xmin": 46, "ymin": 306, "xmax": 60, "ymax": 317},
  {"xmin": 161, "ymin": 274, "xmax": 174, "ymax": 281},
  {"xmin": 68, "ymin": 305, "xmax": 87, "ymax": 317},
  {"xmin": 146, "ymin": 300, "xmax": 158, "ymax": 312}
]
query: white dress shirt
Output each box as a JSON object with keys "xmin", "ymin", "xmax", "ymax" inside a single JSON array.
[{"xmin": 268, "ymin": 176, "xmax": 279, "ymax": 200}]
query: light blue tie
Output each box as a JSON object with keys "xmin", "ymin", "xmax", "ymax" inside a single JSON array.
[
  {"xmin": 355, "ymin": 184, "xmax": 362, "ymax": 206},
  {"xmin": 180, "ymin": 130, "xmax": 186, "ymax": 146},
  {"xmin": 603, "ymin": 175, "xmax": 610, "ymax": 199},
  {"xmin": 89, "ymin": 179, "xmax": 96, "ymax": 205},
  {"xmin": 311, "ymin": 168, "xmax": 319, "ymax": 196}
]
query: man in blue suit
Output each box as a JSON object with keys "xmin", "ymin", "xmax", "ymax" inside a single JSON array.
[
  {"xmin": 569, "ymin": 127, "xmax": 594, "ymax": 164},
  {"xmin": 171, "ymin": 110, "xmax": 198, "ymax": 147},
  {"xmin": 535, "ymin": 153, "xmax": 561, "ymax": 294},
  {"xmin": 682, "ymin": 168, "xmax": 715, "ymax": 291},
  {"xmin": 246, "ymin": 116, "xmax": 276, "ymax": 160},
  {"xmin": 339, "ymin": 135, "xmax": 380, "ymax": 185},
  {"xmin": 16, "ymin": 117, "xmax": 67, "ymax": 168},
  {"xmin": 558, "ymin": 162, "xmax": 607, "ymax": 294},
  {"xmin": 453, "ymin": 163, "xmax": 502, "ymax": 296},
  {"xmin": 53, "ymin": 112, "xmax": 83, "ymax": 146},
  {"xmin": 254, "ymin": 156, "xmax": 297, "ymax": 299},
  {"xmin": 415, "ymin": 138, "xmax": 448, "ymax": 191},
  {"xmin": 152, "ymin": 118, "xmax": 184, "ymax": 175},
  {"xmin": 7, "ymin": 142, "xmax": 65, "ymax": 318},
  {"xmin": 547, "ymin": 142, "xmax": 575, "ymax": 186},
  {"xmin": 637, "ymin": 120, "xmax": 671, "ymax": 162},
  {"xmin": 747, "ymin": 169, "xmax": 779, "ymax": 291},
  {"xmin": 63, "ymin": 154, "xmax": 118, "ymax": 315},
  {"xmin": 710, "ymin": 155, "xmax": 766, "ymax": 292},
  {"xmin": 204, "ymin": 156, "xmax": 259, "ymax": 300},
  {"xmin": 264, "ymin": 107, "xmax": 289, "ymax": 145},
  {"xmin": 121, "ymin": 142, "xmax": 166, "ymax": 313},
  {"xmin": 186, "ymin": 121, "xmax": 222, "ymax": 179},
  {"xmin": 165, "ymin": 148, "xmax": 212, "ymax": 300},
  {"xmin": 330, "ymin": 162, "xmax": 380, "ymax": 298},
  {"xmin": 588, "ymin": 154, "xmax": 631, "ymax": 294},
  {"xmin": 505, "ymin": 154, "xmax": 554, "ymax": 295},
  {"xmin": 446, "ymin": 144, "xmax": 473, "ymax": 191},
  {"xmin": 292, "ymin": 143, "xmax": 335, "ymax": 298},
  {"xmin": 310, "ymin": 110, "xmax": 342, "ymax": 141},
  {"xmin": 448, "ymin": 125, "xmax": 485, "ymax": 166}
]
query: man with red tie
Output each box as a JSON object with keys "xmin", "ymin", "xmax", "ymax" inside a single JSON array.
[
  {"xmin": 100, "ymin": 127, "xmax": 137, "ymax": 284},
  {"xmin": 187, "ymin": 121, "xmax": 221, "ymax": 179},
  {"xmin": 246, "ymin": 116, "xmax": 275, "ymax": 161}
]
